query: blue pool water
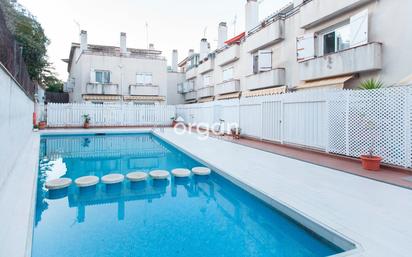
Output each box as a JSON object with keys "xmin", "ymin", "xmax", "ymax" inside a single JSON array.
[{"xmin": 33, "ymin": 133, "xmax": 343, "ymax": 257}]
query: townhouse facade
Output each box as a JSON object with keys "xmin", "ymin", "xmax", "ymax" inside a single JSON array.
[
  {"xmin": 64, "ymin": 31, "xmax": 176, "ymax": 105},
  {"xmin": 177, "ymin": 0, "xmax": 412, "ymax": 103}
]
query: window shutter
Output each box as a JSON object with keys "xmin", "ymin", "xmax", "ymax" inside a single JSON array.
[
  {"xmin": 258, "ymin": 50, "xmax": 272, "ymax": 72},
  {"xmin": 350, "ymin": 9, "xmax": 368, "ymax": 47},
  {"xmin": 296, "ymin": 33, "xmax": 315, "ymax": 62},
  {"xmin": 90, "ymin": 69, "xmax": 95, "ymax": 83}
]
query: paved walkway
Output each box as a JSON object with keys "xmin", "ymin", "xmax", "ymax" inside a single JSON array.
[
  {"xmin": 209, "ymin": 134, "xmax": 412, "ymax": 190},
  {"xmin": 155, "ymin": 129, "xmax": 412, "ymax": 257}
]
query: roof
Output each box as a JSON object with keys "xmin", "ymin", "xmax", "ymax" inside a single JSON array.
[
  {"xmin": 224, "ymin": 32, "xmax": 245, "ymax": 45},
  {"xmin": 66, "ymin": 43, "xmax": 165, "ymax": 72}
]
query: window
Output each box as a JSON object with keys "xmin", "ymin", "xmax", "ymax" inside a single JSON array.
[
  {"xmin": 223, "ymin": 67, "xmax": 234, "ymax": 81},
  {"xmin": 136, "ymin": 73, "xmax": 153, "ymax": 85},
  {"xmin": 204, "ymin": 75, "xmax": 212, "ymax": 87},
  {"xmin": 320, "ymin": 23, "xmax": 350, "ymax": 55},
  {"xmin": 95, "ymin": 70, "xmax": 111, "ymax": 84}
]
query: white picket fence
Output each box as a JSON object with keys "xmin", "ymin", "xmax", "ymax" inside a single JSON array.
[
  {"xmin": 176, "ymin": 86, "xmax": 412, "ymax": 168},
  {"xmin": 47, "ymin": 103, "xmax": 176, "ymax": 127}
]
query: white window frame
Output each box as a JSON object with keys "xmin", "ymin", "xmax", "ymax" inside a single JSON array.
[
  {"xmin": 94, "ymin": 70, "xmax": 111, "ymax": 84},
  {"xmin": 136, "ymin": 73, "xmax": 153, "ymax": 85},
  {"xmin": 222, "ymin": 66, "xmax": 234, "ymax": 82},
  {"xmin": 318, "ymin": 21, "xmax": 350, "ymax": 56},
  {"xmin": 203, "ymin": 74, "xmax": 212, "ymax": 87}
]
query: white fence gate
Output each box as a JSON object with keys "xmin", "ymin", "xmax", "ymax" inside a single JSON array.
[
  {"xmin": 47, "ymin": 103, "xmax": 176, "ymax": 127},
  {"xmin": 176, "ymin": 86, "xmax": 412, "ymax": 168}
]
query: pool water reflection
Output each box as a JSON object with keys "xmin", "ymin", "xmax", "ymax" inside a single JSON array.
[{"xmin": 33, "ymin": 133, "xmax": 342, "ymax": 257}]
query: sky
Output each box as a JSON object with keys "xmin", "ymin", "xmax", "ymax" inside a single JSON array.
[{"xmin": 18, "ymin": 0, "xmax": 291, "ymax": 80}]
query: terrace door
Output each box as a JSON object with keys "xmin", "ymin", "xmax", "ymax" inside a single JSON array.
[{"xmin": 262, "ymin": 101, "xmax": 282, "ymax": 142}]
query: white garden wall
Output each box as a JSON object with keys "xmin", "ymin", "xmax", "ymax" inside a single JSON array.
[
  {"xmin": 47, "ymin": 103, "xmax": 176, "ymax": 127},
  {"xmin": 176, "ymin": 86, "xmax": 412, "ymax": 168},
  {"xmin": 0, "ymin": 64, "xmax": 34, "ymax": 188}
]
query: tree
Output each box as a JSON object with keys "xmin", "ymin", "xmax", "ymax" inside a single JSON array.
[{"xmin": 0, "ymin": 0, "xmax": 61, "ymax": 89}]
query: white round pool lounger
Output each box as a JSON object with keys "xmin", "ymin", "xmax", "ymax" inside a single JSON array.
[
  {"xmin": 102, "ymin": 174, "xmax": 125, "ymax": 184},
  {"xmin": 45, "ymin": 178, "xmax": 72, "ymax": 190},
  {"xmin": 75, "ymin": 176, "xmax": 99, "ymax": 187},
  {"xmin": 171, "ymin": 168, "xmax": 191, "ymax": 178},
  {"xmin": 126, "ymin": 172, "xmax": 148, "ymax": 182},
  {"xmin": 192, "ymin": 167, "xmax": 211, "ymax": 176},
  {"xmin": 149, "ymin": 170, "xmax": 169, "ymax": 180}
]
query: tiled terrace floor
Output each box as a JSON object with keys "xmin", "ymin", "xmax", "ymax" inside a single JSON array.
[{"xmin": 214, "ymin": 134, "xmax": 412, "ymax": 190}]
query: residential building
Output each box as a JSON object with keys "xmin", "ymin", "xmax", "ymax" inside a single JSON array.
[
  {"xmin": 64, "ymin": 31, "xmax": 168, "ymax": 104},
  {"xmin": 176, "ymin": 0, "xmax": 412, "ymax": 102}
]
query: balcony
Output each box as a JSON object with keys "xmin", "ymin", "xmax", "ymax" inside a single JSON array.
[
  {"xmin": 216, "ymin": 45, "xmax": 240, "ymax": 66},
  {"xmin": 197, "ymin": 87, "xmax": 214, "ymax": 98},
  {"xmin": 198, "ymin": 59, "xmax": 214, "ymax": 74},
  {"xmin": 129, "ymin": 84, "xmax": 159, "ymax": 96},
  {"xmin": 300, "ymin": 0, "xmax": 374, "ymax": 28},
  {"xmin": 86, "ymin": 83, "xmax": 119, "ymax": 95},
  {"xmin": 186, "ymin": 67, "xmax": 197, "ymax": 80},
  {"xmin": 215, "ymin": 79, "xmax": 240, "ymax": 95},
  {"xmin": 299, "ymin": 42, "xmax": 382, "ymax": 81},
  {"xmin": 244, "ymin": 20, "xmax": 285, "ymax": 53},
  {"xmin": 184, "ymin": 91, "xmax": 197, "ymax": 101},
  {"xmin": 245, "ymin": 69, "xmax": 286, "ymax": 90}
]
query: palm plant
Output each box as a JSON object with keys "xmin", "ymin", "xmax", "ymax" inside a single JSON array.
[{"xmin": 358, "ymin": 78, "xmax": 384, "ymax": 90}]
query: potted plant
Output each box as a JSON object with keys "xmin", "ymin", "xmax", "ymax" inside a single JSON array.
[
  {"xmin": 82, "ymin": 114, "xmax": 91, "ymax": 128},
  {"xmin": 230, "ymin": 126, "xmax": 241, "ymax": 140},
  {"xmin": 38, "ymin": 121, "xmax": 47, "ymax": 130},
  {"xmin": 360, "ymin": 149, "xmax": 382, "ymax": 171},
  {"xmin": 170, "ymin": 116, "xmax": 178, "ymax": 127}
]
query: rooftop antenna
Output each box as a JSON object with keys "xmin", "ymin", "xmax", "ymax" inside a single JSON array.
[
  {"xmin": 203, "ymin": 26, "xmax": 207, "ymax": 38},
  {"xmin": 231, "ymin": 14, "xmax": 237, "ymax": 36},
  {"xmin": 145, "ymin": 22, "xmax": 149, "ymax": 48}
]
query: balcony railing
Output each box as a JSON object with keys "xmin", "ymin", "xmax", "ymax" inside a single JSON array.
[
  {"xmin": 299, "ymin": 42, "xmax": 382, "ymax": 81},
  {"xmin": 300, "ymin": 0, "xmax": 374, "ymax": 28},
  {"xmin": 214, "ymin": 79, "xmax": 240, "ymax": 95},
  {"xmin": 86, "ymin": 83, "xmax": 119, "ymax": 95},
  {"xmin": 184, "ymin": 91, "xmax": 197, "ymax": 101},
  {"xmin": 129, "ymin": 84, "xmax": 159, "ymax": 96},
  {"xmin": 186, "ymin": 67, "xmax": 197, "ymax": 80},
  {"xmin": 198, "ymin": 59, "xmax": 214, "ymax": 74},
  {"xmin": 197, "ymin": 86, "xmax": 214, "ymax": 98},
  {"xmin": 216, "ymin": 45, "xmax": 240, "ymax": 66},
  {"xmin": 245, "ymin": 69, "xmax": 286, "ymax": 91},
  {"xmin": 244, "ymin": 19, "xmax": 285, "ymax": 53}
]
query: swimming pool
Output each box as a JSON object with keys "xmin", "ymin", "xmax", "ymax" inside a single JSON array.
[{"xmin": 33, "ymin": 133, "xmax": 343, "ymax": 257}]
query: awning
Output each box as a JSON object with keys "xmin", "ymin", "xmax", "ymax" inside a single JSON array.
[
  {"xmin": 83, "ymin": 95, "xmax": 121, "ymax": 101},
  {"xmin": 198, "ymin": 96, "xmax": 214, "ymax": 103},
  {"xmin": 397, "ymin": 74, "xmax": 412, "ymax": 86},
  {"xmin": 296, "ymin": 75, "xmax": 354, "ymax": 90},
  {"xmin": 243, "ymin": 86, "xmax": 287, "ymax": 98},
  {"xmin": 123, "ymin": 96, "xmax": 165, "ymax": 101},
  {"xmin": 216, "ymin": 92, "xmax": 241, "ymax": 100},
  {"xmin": 224, "ymin": 32, "xmax": 245, "ymax": 45}
]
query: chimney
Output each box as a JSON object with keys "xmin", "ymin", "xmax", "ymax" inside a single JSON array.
[
  {"xmin": 245, "ymin": 0, "xmax": 259, "ymax": 35},
  {"xmin": 120, "ymin": 32, "xmax": 127, "ymax": 54},
  {"xmin": 199, "ymin": 38, "xmax": 209, "ymax": 60},
  {"xmin": 80, "ymin": 30, "xmax": 88, "ymax": 51},
  {"xmin": 172, "ymin": 49, "xmax": 178, "ymax": 72},
  {"xmin": 218, "ymin": 22, "xmax": 228, "ymax": 49},
  {"xmin": 149, "ymin": 43, "xmax": 154, "ymax": 50},
  {"xmin": 188, "ymin": 49, "xmax": 194, "ymax": 57}
]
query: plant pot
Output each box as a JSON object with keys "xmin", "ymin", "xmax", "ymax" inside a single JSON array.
[
  {"xmin": 83, "ymin": 122, "xmax": 90, "ymax": 129},
  {"xmin": 360, "ymin": 155, "xmax": 382, "ymax": 171},
  {"xmin": 38, "ymin": 121, "xmax": 47, "ymax": 130},
  {"xmin": 172, "ymin": 120, "xmax": 177, "ymax": 127}
]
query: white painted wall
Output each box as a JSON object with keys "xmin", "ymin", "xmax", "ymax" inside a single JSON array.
[{"xmin": 0, "ymin": 64, "xmax": 34, "ymax": 188}]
